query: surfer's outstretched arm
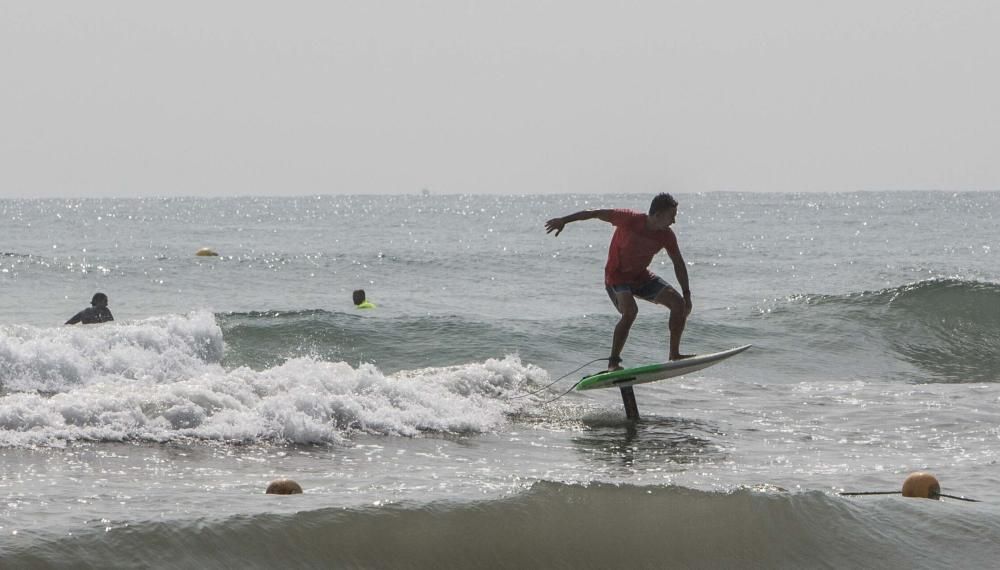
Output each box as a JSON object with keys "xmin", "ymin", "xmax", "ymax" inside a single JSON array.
[{"xmin": 545, "ymin": 209, "xmax": 615, "ymax": 236}]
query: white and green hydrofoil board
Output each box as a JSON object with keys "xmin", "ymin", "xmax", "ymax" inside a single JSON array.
[{"xmin": 576, "ymin": 345, "xmax": 752, "ymax": 391}]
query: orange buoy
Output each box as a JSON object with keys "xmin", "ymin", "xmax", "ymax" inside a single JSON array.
[
  {"xmin": 265, "ymin": 479, "xmax": 303, "ymax": 495},
  {"xmin": 901, "ymin": 472, "xmax": 940, "ymax": 500}
]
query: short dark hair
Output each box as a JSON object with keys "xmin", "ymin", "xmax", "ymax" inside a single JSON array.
[
  {"xmin": 91, "ymin": 292, "xmax": 108, "ymax": 306},
  {"xmin": 649, "ymin": 193, "xmax": 678, "ymax": 215}
]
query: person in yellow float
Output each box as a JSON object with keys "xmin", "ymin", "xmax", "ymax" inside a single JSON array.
[{"xmin": 353, "ymin": 289, "xmax": 376, "ymax": 309}]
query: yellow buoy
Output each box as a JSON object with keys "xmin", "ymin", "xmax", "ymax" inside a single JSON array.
[
  {"xmin": 265, "ymin": 479, "xmax": 303, "ymax": 495},
  {"xmin": 901, "ymin": 472, "xmax": 940, "ymax": 499},
  {"xmin": 195, "ymin": 247, "xmax": 219, "ymax": 257}
]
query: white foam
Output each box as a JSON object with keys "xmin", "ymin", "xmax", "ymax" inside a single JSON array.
[
  {"xmin": 0, "ymin": 311, "xmax": 224, "ymax": 392},
  {"xmin": 1, "ymin": 313, "xmax": 547, "ymax": 446}
]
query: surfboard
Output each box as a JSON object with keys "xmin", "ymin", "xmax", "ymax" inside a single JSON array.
[{"xmin": 575, "ymin": 345, "xmax": 752, "ymax": 391}]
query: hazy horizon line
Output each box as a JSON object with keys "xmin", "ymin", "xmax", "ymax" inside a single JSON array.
[{"xmin": 3, "ymin": 188, "xmax": 998, "ymax": 201}]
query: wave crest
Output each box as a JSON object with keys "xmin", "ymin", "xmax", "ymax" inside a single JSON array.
[
  {"xmin": 776, "ymin": 278, "xmax": 1000, "ymax": 382},
  {"xmin": 6, "ymin": 482, "xmax": 998, "ymax": 568}
]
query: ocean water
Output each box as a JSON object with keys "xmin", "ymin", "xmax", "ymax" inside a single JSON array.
[{"xmin": 1, "ymin": 192, "xmax": 999, "ymax": 568}]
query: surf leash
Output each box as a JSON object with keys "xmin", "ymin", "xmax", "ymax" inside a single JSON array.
[
  {"xmin": 508, "ymin": 357, "xmax": 610, "ymax": 401},
  {"xmin": 536, "ymin": 380, "xmax": 585, "ymax": 406}
]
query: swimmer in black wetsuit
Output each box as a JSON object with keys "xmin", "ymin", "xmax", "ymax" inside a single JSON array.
[{"xmin": 65, "ymin": 293, "xmax": 115, "ymax": 325}]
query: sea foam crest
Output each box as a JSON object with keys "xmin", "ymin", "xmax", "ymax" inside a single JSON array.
[
  {"xmin": 0, "ymin": 311, "xmax": 224, "ymax": 392},
  {"xmin": 0, "ymin": 354, "xmax": 544, "ymax": 448}
]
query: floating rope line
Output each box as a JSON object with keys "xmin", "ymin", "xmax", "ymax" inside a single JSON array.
[
  {"xmin": 939, "ymin": 493, "xmax": 980, "ymax": 502},
  {"xmin": 839, "ymin": 491, "xmax": 980, "ymax": 502}
]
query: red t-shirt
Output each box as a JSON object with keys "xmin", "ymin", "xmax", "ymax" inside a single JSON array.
[{"xmin": 604, "ymin": 209, "xmax": 680, "ymax": 286}]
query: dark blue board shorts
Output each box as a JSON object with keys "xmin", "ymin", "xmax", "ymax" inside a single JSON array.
[{"xmin": 605, "ymin": 275, "xmax": 675, "ymax": 311}]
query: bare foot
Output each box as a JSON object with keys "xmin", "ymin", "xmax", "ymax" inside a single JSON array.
[
  {"xmin": 669, "ymin": 353, "xmax": 695, "ymax": 361},
  {"xmin": 607, "ymin": 364, "xmax": 624, "ymax": 372}
]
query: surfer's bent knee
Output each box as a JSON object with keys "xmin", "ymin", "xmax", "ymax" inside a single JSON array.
[
  {"xmin": 654, "ymin": 288, "xmax": 684, "ymax": 311},
  {"xmin": 619, "ymin": 308, "xmax": 638, "ymax": 323}
]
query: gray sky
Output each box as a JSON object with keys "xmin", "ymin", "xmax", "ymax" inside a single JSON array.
[{"xmin": 2, "ymin": 1, "xmax": 998, "ymax": 198}]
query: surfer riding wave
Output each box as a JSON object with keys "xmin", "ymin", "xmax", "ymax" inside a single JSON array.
[{"xmin": 546, "ymin": 193, "xmax": 693, "ymax": 371}]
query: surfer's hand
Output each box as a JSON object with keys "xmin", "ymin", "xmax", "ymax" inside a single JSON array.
[
  {"xmin": 684, "ymin": 293, "xmax": 692, "ymax": 316},
  {"xmin": 545, "ymin": 217, "xmax": 567, "ymax": 236}
]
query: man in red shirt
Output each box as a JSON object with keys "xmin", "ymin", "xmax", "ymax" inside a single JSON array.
[{"xmin": 546, "ymin": 193, "xmax": 692, "ymax": 371}]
